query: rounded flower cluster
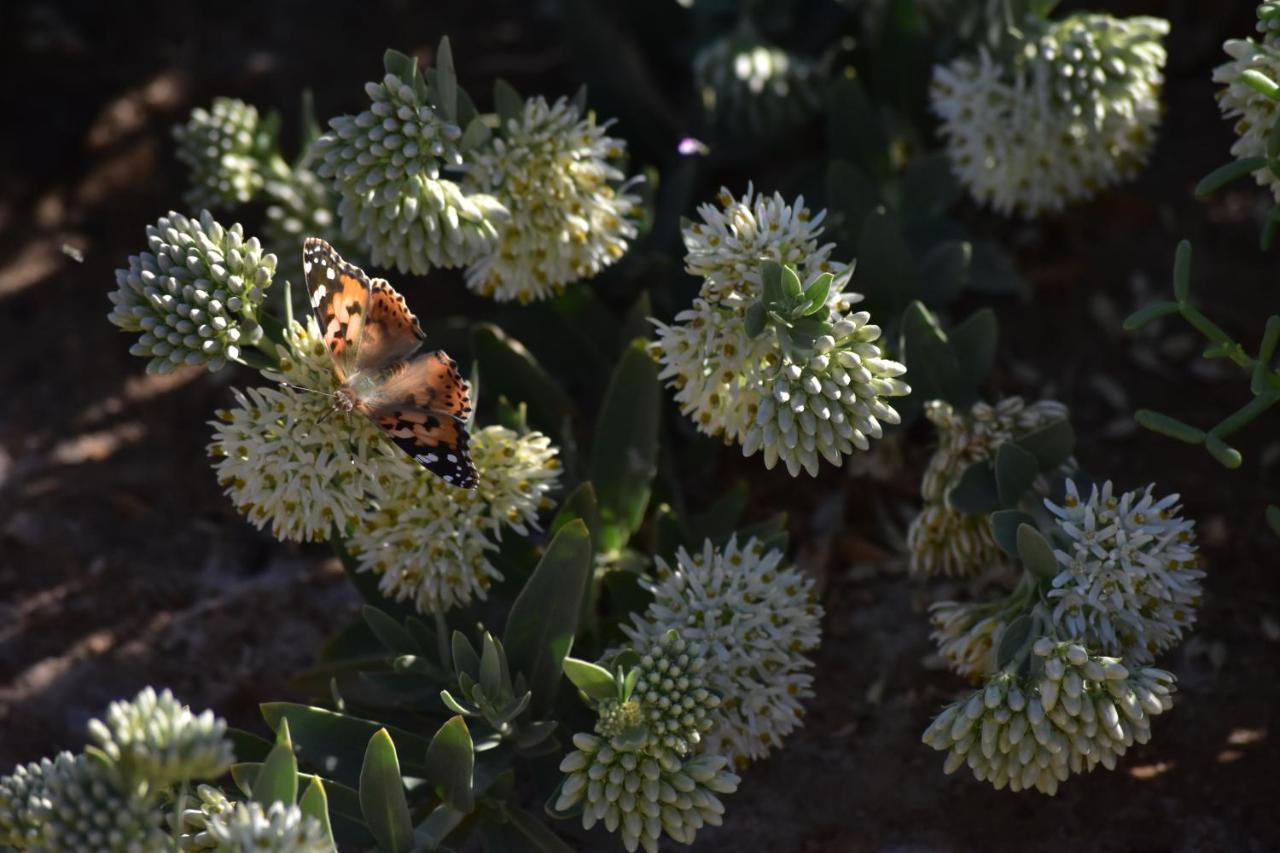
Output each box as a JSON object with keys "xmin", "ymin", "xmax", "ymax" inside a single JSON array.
[
  {"xmin": 931, "ymin": 13, "xmax": 1169, "ymax": 216},
  {"xmin": 175, "ymin": 784, "xmax": 234, "ymax": 851},
  {"xmin": 907, "ymin": 397, "xmax": 1069, "ymax": 577},
  {"xmin": 87, "ymin": 687, "xmax": 234, "ymax": 790},
  {"xmin": 1043, "ymin": 480, "xmax": 1202, "ymax": 664},
  {"xmin": 743, "ymin": 315, "xmax": 909, "ymax": 477},
  {"xmin": 262, "ymin": 162, "xmax": 350, "ymax": 285},
  {"xmin": 463, "ymin": 95, "xmax": 640, "ymax": 303},
  {"xmin": 174, "ymin": 98, "xmax": 266, "ymax": 210},
  {"xmin": 205, "ymin": 801, "xmax": 330, "ymax": 852},
  {"xmin": 1, "ymin": 754, "xmax": 63, "ymax": 849},
  {"xmin": 312, "ymin": 72, "xmax": 507, "ymax": 274},
  {"xmin": 622, "ymin": 537, "xmax": 822, "ymax": 764},
  {"xmin": 34, "ymin": 753, "xmax": 167, "ymax": 852},
  {"xmin": 555, "ymin": 733, "xmax": 739, "ymax": 853},
  {"xmin": 922, "ymin": 639, "xmax": 1176, "ymax": 795},
  {"xmin": 693, "ymin": 30, "xmax": 825, "ymax": 135},
  {"xmin": 652, "ymin": 187, "xmax": 908, "ymax": 475},
  {"xmin": 109, "ymin": 211, "xmax": 275, "ymax": 374},
  {"xmin": 350, "ymin": 426, "xmax": 561, "ymax": 612},
  {"xmin": 928, "ymin": 600, "xmax": 1006, "ymax": 680},
  {"xmin": 1214, "ymin": 33, "xmax": 1280, "ymax": 198},
  {"xmin": 629, "ymin": 632, "xmax": 718, "ymax": 758}
]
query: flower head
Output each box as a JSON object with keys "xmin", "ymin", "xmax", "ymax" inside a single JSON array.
[
  {"xmin": 922, "ymin": 639, "xmax": 1176, "ymax": 795},
  {"xmin": 1043, "ymin": 480, "xmax": 1202, "ymax": 664},
  {"xmin": 555, "ymin": 733, "xmax": 739, "ymax": 853},
  {"xmin": 1, "ymin": 754, "xmax": 67, "ymax": 849},
  {"xmin": 175, "ymin": 784, "xmax": 234, "ymax": 851},
  {"xmin": 35, "ymin": 753, "xmax": 167, "ymax": 852},
  {"xmin": 205, "ymin": 801, "xmax": 330, "ymax": 852},
  {"xmin": 262, "ymin": 159, "xmax": 351, "ymax": 286},
  {"xmin": 1214, "ymin": 35, "xmax": 1280, "ymax": 199},
  {"xmin": 622, "ymin": 537, "xmax": 822, "ymax": 764},
  {"xmin": 313, "ymin": 72, "xmax": 507, "ymax": 274},
  {"xmin": 907, "ymin": 397, "xmax": 1069, "ymax": 577},
  {"xmin": 693, "ymin": 29, "xmax": 825, "ymax": 134},
  {"xmin": 928, "ymin": 600, "xmax": 1005, "ymax": 680},
  {"xmin": 86, "ymin": 687, "xmax": 234, "ymax": 790},
  {"xmin": 350, "ymin": 426, "xmax": 560, "ymax": 612},
  {"xmin": 174, "ymin": 98, "xmax": 266, "ymax": 210},
  {"xmin": 627, "ymin": 631, "xmax": 719, "ymax": 758},
  {"xmin": 109, "ymin": 211, "xmax": 275, "ymax": 374},
  {"xmin": 931, "ymin": 13, "xmax": 1168, "ymax": 216},
  {"xmin": 463, "ymin": 95, "xmax": 640, "ymax": 302}
]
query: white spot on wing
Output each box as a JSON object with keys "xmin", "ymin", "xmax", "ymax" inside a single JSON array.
[
  {"xmin": 303, "ymin": 259, "xmax": 312, "ymax": 274},
  {"xmin": 326, "ymin": 266, "xmax": 336, "ymax": 280},
  {"xmin": 312, "ymin": 284, "xmax": 327, "ymax": 307}
]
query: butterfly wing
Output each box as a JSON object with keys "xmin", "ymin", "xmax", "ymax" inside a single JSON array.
[
  {"xmin": 356, "ymin": 278, "xmax": 427, "ymax": 372},
  {"xmin": 366, "ymin": 351, "xmax": 477, "ymax": 488},
  {"xmin": 303, "ymin": 238, "xmax": 373, "ymax": 380}
]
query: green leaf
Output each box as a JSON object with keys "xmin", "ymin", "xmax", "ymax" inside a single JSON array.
[
  {"xmin": 254, "ymin": 720, "xmax": 299, "ymax": 807},
  {"xmin": 761, "ymin": 261, "xmax": 784, "ymax": 307},
  {"xmin": 995, "ymin": 614, "xmax": 1033, "ymax": 669},
  {"xmin": 1123, "ymin": 300, "xmax": 1181, "ymax": 331},
  {"xmin": 825, "ymin": 75, "xmax": 890, "ymax": 180},
  {"xmin": 562, "ymin": 657, "xmax": 617, "ymax": 700},
  {"xmin": 897, "ymin": 301, "xmax": 963, "ymax": 415},
  {"xmin": 1204, "ymin": 433, "xmax": 1244, "ymax": 469},
  {"xmin": 916, "ymin": 240, "xmax": 972, "ymax": 307},
  {"xmin": 299, "ymin": 777, "xmax": 337, "ymax": 852},
  {"xmin": 801, "ymin": 273, "xmax": 834, "ymax": 315},
  {"xmin": 1017, "ymin": 524, "xmax": 1060, "ymax": 582},
  {"xmin": 360, "ymin": 729, "xmax": 414, "ymax": 853},
  {"xmin": 990, "ymin": 509, "xmax": 1036, "ymax": 557},
  {"xmin": 781, "ymin": 265, "xmax": 804, "ymax": 301},
  {"xmin": 478, "ymin": 632, "xmax": 507, "ymax": 697},
  {"xmin": 1173, "ymin": 239, "xmax": 1192, "ymax": 303},
  {"xmin": 825, "ymin": 159, "xmax": 880, "ymax": 243},
  {"xmin": 503, "ymin": 521, "xmax": 590, "ymax": 715},
  {"xmin": 994, "ymin": 442, "xmax": 1039, "ymax": 507},
  {"xmin": 947, "ymin": 308, "xmax": 997, "ymax": 398},
  {"xmin": 856, "ymin": 209, "xmax": 917, "ymax": 317},
  {"xmin": 503, "ymin": 805, "xmax": 576, "ymax": 853},
  {"xmin": 1134, "ymin": 410, "xmax": 1206, "ymax": 444},
  {"xmin": 551, "ymin": 481, "xmax": 601, "ymax": 546},
  {"xmin": 688, "ymin": 481, "xmax": 749, "ymax": 546},
  {"xmin": 383, "ymin": 49, "xmax": 419, "ymax": 87},
  {"xmin": 362, "ymin": 606, "xmax": 419, "ymax": 656},
  {"xmin": 494, "ymin": 78, "xmax": 523, "ymax": 126},
  {"xmin": 260, "ymin": 703, "xmax": 431, "ymax": 790},
  {"xmin": 968, "ymin": 241, "xmax": 1027, "ymax": 296},
  {"xmin": 424, "ymin": 716, "xmax": 475, "ymax": 813},
  {"xmin": 434, "ymin": 37, "xmax": 459, "ymax": 120},
  {"xmin": 1196, "ymin": 157, "xmax": 1268, "ymax": 197},
  {"xmin": 417, "ymin": 803, "xmax": 468, "ymax": 850},
  {"xmin": 233, "ymin": 766, "xmax": 362, "ymax": 822},
  {"xmin": 590, "ymin": 341, "xmax": 660, "ymax": 546},
  {"xmin": 1013, "ymin": 419, "xmax": 1075, "ymax": 471},
  {"xmin": 620, "ymin": 290, "xmax": 654, "ymax": 350},
  {"xmin": 898, "ymin": 152, "xmax": 962, "ymax": 219},
  {"xmin": 947, "ymin": 459, "xmax": 999, "ymax": 514},
  {"xmin": 228, "ymin": 727, "xmax": 273, "ymax": 763},
  {"xmin": 472, "ymin": 324, "xmax": 575, "ymax": 436},
  {"xmin": 744, "ymin": 302, "xmax": 767, "ymax": 338},
  {"xmin": 460, "ymin": 116, "xmax": 491, "ymax": 152},
  {"xmin": 1267, "ymin": 504, "xmax": 1280, "ymax": 536}
]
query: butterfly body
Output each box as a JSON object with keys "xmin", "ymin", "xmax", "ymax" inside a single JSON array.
[{"xmin": 302, "ymin": 238, "xmax": 478, "ymax": 489}]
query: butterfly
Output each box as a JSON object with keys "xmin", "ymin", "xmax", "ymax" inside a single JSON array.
[{"xmin": 302, "ymin": 237, "xmax": 478, "ymax": 489}]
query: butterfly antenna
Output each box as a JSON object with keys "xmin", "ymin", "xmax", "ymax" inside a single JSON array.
[{"xmin": 278, "ymin": 381, "xmax": 334, "ymax": 398}]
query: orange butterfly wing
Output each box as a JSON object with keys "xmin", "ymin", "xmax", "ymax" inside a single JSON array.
[{"xmin": 303, "ymin": 238, "xmax": 371, "ymax": 380}]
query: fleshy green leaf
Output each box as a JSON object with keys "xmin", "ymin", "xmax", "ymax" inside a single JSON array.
[
  {"xmin": 781, "ymin": 265, "xmax": 804, "ymax": 301},
  {"xmin": 424, "ymin": 716, "xmax": 475, "ymax": 813},
  {"xmin": 260, "ymin": 703, "xmax": 431, "ymax": 790},
  {"xmin": 562, "ymin": 657, "xmax": 618, "ymax": 700},
  {"xmin": 590, "ymin": 341, "xmax": 660, "ymax": 547},
  {"xmin": 362, "ymin": 606, "xmax": 419, "ymax": 656},
  {"xmin": 359, "ymin": 729, "xmax": 414, "ymax": 853},
  {"xmin": 299, "ymin": 777, "xmax": 336, "ymax": 852},
  {"xmin": 472, "ymin": 324, "xmax": 575, "ymax": 437},
  {"xmin": 995, "ymin": 614, "xmax": 1033, "ymax": 669},
  {"xmin": 801, "ymin": 273, "xmax": 834, "ymax": 315},
  {"xmin": 502, "ymin": 805, "xmax": 576, "ymax": 852},
  {"xmin": 990, "ymin": 509, "xmax": 1036, "ymax": 557},
  {"xmin": 994, "ymin": 442, "xmax": 1039, "ymax": 507},
  {"xmin": 947, "ymin": 459, "xmax": 999, "ymax": 514},
  {"xmin": 1123, "ymin": 300, "xmax": 1181, "ymax": 331},
  {"xmin": 744, "ymin": 302, "xmax": 767, "ymax": 338},
  {"xmin": 856, "ymin": 209, "xmax": 918, "ymax": 318},
  {"xmin": 1013, "ymin": 419, "xmax": 1075, "ymax": 471},
  {"xmin": 916, "ymin": 240, "xmax": 971, "ymax": 307},
  {"xmin": 494, "ymin": 78, "xmax": 523, "ymax": 126},
  {"xmin": 1204, "ymin": 433, "xmax": 1244, "ymax": 469},
  {"xmin": 503, "ymin": 521, "xmax": 590, "ymax": 715},
  {"xmin": 417, "ymin": 803, "xmax": 468, "ymax": 850},
  {"xmin": 434, "ymin": 37, "xmax": 459, "ymax": 120},
  {"xmin": 1017, "ymin": 524, "xmax": 1060, "ymax": 582},
  {"xmin": 254, "ymin": 720, "xmax": 299, "ymax": 807},
  {"xmin": 761, "ymin": 261, "xmax": 784, "ymax": 306},
  {"xmin": 1134, "ymin": 410, "xmax": 1206, "ymax": 444},
  {"xmin": 1195, "ymin": 157, "xmax": 1268, "ymax": 197},
  {"xmin": 947, "ymin": 307, "xmax": 997, "ymax": 399}
]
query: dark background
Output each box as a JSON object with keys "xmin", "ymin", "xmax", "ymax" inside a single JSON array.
[{"xmin": 1, "ymin": 1, "xmax": 1277, "ymax": 850}]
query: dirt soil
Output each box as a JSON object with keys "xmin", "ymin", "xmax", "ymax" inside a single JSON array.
[{"xmin": 2, "ymin": 1, "xmax": 1278, "ymax": 851}]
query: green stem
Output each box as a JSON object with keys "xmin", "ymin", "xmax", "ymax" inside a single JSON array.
[{"xmin": 1210, "ymin": 393, "xmax": 1280, "ymax": 440}]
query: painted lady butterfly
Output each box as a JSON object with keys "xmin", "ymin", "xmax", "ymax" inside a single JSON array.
[{"xmin": 302, "ymin": 238, "xmax": 478, "ymax": 489}]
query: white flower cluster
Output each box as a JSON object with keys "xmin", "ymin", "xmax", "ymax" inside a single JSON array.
[
  {"xmin": 1, "ymin": 755, "xmax": 60, "ymax": 849},
  {"xmin": 907, "ymin": 397, "xmax": 1069, "ymax": 577},
  {"xmin": 555, "ymin": 627, "xmax": 745, "ymax": 852},
  {"xmin": 109, "ymin": 210, "xmax": 275, "ymax": 374},
  {"xmin": 174, "ymin": 98, "xmax": 266, "ymax": 210},
  {"xmin": 622, "ymin": 537, "xmax": 822, "ymax": 764},
  {"xmin": 312, "ymin": 73, "xmax": 507, "ymax": 274},
  {"xmin": 205, "ymin": 801, "xmax": 330, "ymax": 852},
  {"xmin": 87, "ymin": 687, "xmax": 234, "ymax": 791},
  {"xmin": 651, "ymin": 186, "xmax": 909, "ymax": 476},
  {"xmin": 262, "ymin": 160, "xmax": 350, "ymax": 286},
  {"xmin": 922, "ymin": 639, "xmax": 1176, "ymax": 795},
  {"xmin": 176, "ymin": 784, "xmax": 235, "ymax": 851},
  {"xmin": 931, "ymin": 13, "xmax": 1169, "ymax": 216},
  {"xmin": 1044, "ymin": 480, "xmax": 1202, "ymax": 664},
  {"xmin": 30, "ymin": 752, "xmax": 168, "ymax": 852},
  {"xmin": 1214, "ymin": 10, "xmax": 1280, "ymax": 199},
  {"xmin": 693, "ymin": 29, "xmax": 825, "ymax": 134},
  {"xmin": 928, "ymin": 599, "xmax": 1007, "ymax": 680},
  {"xmin": 463, "ymin": 95, "xmax": 640, "ymax": 303},
  {"xmin": 350, "ymin": 425, "xmax": 560, "ymax": 612}
]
